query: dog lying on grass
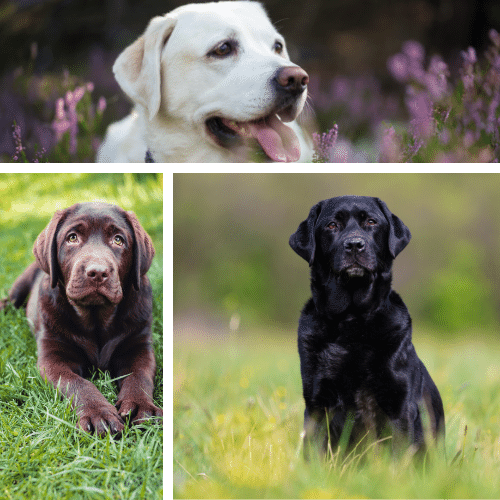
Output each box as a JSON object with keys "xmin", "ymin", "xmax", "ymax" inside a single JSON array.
[
  {"xmin": 289, "ymin": 195, "xmax": 444, "ymax": 457},
  {"xmin": 0, "ymin": 202, "xmax": 162, "ymax": 435}
]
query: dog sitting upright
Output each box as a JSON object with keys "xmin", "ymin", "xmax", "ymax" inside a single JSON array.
[
  {"xmin": 289, "ymin": 196, "xmax": 444, "ymax": 456},
  {"xmin": 97, "ymin": 1, "xmax": 312, "ymax": 163}
]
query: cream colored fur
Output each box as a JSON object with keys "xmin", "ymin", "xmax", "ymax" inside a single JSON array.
[{"xmin": 97, "ymin": 1, "xmax": 312, "ymax": 163}]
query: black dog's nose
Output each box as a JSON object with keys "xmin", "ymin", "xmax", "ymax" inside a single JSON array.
[
  {"xmin": 344, "ymin": 237, "xmax": 365, "ymax": 253},
  {"xmin": 275, "ymin": 66, "xmax": 309, "ymax": 96}
]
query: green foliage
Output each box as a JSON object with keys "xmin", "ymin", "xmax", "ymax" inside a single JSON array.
[
  {"xmin": 0, "ymin": 173, "xmax": 163, "ymax": 499},
  {"xmin": 422, "ymin": 241, "xmax": 497, "ymax": 331},
  {"xmin": 174, "ymin": 333, "xmax": 500, "ymax": 498},
  {"xmin": 202, "ymin": 246, "xmax": 277, "ymax": 325}
]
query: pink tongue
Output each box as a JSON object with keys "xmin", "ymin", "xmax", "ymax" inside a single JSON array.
[{"xmin": 222, "ymin": 115, "xmax": 301, "ymax": 162}]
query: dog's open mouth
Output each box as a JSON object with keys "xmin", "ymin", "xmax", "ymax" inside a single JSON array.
[{"xmin": 206, "ymin": 114, "xmax": 300, "ymax": 162}]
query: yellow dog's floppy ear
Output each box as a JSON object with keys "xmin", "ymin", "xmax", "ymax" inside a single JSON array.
[{"xmin": 113, "ymin": 15, "xmax": 177, "ymax": 120}]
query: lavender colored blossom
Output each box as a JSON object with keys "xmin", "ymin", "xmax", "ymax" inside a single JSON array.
[
  {"xmin": 12, "ymin": 123, "xmax": 25, "ymax": 161},
  {"xmin": 387, "ymin": 53, "xmax": 409, "ymax": 82},
  {"xmin": 490, "ymin": 29, "xmax": 500, "ymax": 48},
  {"xmin": 425, "ymin": 56, "xmax": 449, "ymax": 99},
  {"xmin": 379, "ymin": 126, "xmax": 402, "ymax": 162},
  {"xmin": 402, "ymin": 41, "xmax": 425, "ymax": 62},
  {"xmin": 11, "ymin": 123, "xmax": 47, "ymax": 162},
  {"xmin": 406, "ymin": 91, "xmax": 434, "ymax": 139},
  {"xmin": 312, "ymin": 125, "xmax": 338, "ymax": 162},
  {"xmin": 52, "ymin": 83, "xmax": 93, "ymax": 155},
  {"xmin": 461, "ymin": 47, "xmax": 477, "ymax": 66},
  {"xmin": 97, "ymin": 96, "xmax": 107, "ymax": 113}
]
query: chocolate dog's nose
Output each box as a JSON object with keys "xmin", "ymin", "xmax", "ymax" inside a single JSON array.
[
  {"xmin": 344, "ymin": 237, "xmax": 365, "ymax": 253},
  {"xmin": 86, "ymin": 264, "xmax": 110, "ymax": 284},
  {"xmin": 275, "ymin": 66, "xmax": 309, "ymax": 95}
]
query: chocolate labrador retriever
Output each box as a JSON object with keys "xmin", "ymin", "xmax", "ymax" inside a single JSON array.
[
  {"xmin": 289, "ymin": 196, "xmax": 444, "ymax": 456},
  {"xmin": 0, "ymin": 202, "xmax": 162, "ymax": 435}
]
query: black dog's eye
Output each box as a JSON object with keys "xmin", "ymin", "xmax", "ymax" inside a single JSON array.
[
  {"xmin": 327, "ymin": 222, "xmax": 339, "ymax": 231},
  {"xmin": 67, "ymin": 233, "xmax": 78, "ymax": 243},
  {"xmin": 274, "ymin": 41, "xmax": 284, "ymax": 54},
  {"xmin": 210, "ymin": 41, "xmax": 234, "ymax": 57},
  {"xmin": 366, "ymin": 219, "xmax": 377, "ymax": 226},
  {"xmin": 113, "ymin": 235, "xmax": 124, "ymax": 246}
]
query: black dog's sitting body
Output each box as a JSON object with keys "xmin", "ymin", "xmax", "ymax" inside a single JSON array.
[{"xmin": 290, "ymin": 196, "xmax": 444, "ymax": 455}]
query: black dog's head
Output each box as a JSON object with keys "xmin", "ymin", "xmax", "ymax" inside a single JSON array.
[{"xmin": 289, "ymin": 196, "xmax": 411, "ymax": 315}]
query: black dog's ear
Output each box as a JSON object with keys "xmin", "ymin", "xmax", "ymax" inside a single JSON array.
[
  {"xmin": 375, "ymin": 198, "xmax": 411, "ymax": 258},
  {"xmin": 289, "ymin": 201, "xmax": 324, "ymax": 266}
]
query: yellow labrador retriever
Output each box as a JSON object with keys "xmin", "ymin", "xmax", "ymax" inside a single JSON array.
[{"xmin": 97, "ymin": 1, "xmax": 312, "ymax": 163}]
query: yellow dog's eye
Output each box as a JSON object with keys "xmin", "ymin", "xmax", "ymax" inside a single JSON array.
[
  {"xmin": 274, "ymin": 41, "xmax": 284, "ymax": 54},
  {"xmin": 68, "ymin": 233, "xmax": 78, "ymax": 243},
  {"xmin": 210, "ymin": 41, "xmax": 235, "ymax": 57},
  {"xmin": 114, "ymin": 235, "xmax": 124, "ymax": 246}
]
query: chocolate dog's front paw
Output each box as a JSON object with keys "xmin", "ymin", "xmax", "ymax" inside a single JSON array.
[
  {"xmin": 115, "ymin": 398, "xmax": 163, "ymax": 425},
  {"xmin": 77, "ymin": 404, "xmax": 125, "ymax": 436}
]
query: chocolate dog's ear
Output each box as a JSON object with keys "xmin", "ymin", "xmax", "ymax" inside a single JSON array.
[
  {"xmin": 375, "ymin": 198, "xmax": 411, "ymax": 258},
  {"xmin": 33, "ymin": 208, "xmax": 69, "ymax": 288},
  {"xmin": 125, "ymin": 211, "xmax": 155, "ymax": 290},
  {"xmin": 289, "ymin": 201, "xmax": 324, "ymax": 266}
]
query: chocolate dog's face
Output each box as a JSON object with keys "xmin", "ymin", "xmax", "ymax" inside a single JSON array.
[
  {"xmin": 33, "ymin": 202, "xmax": 154, "ymax": 308},
  {"xmin": 56, "ymin": 204, "xmax": 133, "ymax": 306}
]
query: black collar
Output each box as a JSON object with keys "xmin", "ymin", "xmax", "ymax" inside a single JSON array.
[{"xmin": 145, "ymin": 149, "xmax": 155, "ymax": 162}]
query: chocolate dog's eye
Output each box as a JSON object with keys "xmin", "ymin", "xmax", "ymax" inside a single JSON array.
[
  {"xmin": 113, "ymin": 235, "xmax": 124, "ymax": 246},
  {"xmin": 67, "ymin": 233, "xmax": 78, "ymax": 243}
]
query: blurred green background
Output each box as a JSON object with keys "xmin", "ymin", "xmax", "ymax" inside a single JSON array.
[{"xmin": 174, "ymin": 173, "xmax": 500, "ymax": 338}]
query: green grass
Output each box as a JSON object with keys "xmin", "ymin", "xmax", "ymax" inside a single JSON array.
[
  {"xmin": 174, "ymin": 328, "xmax": 500, "ymax": 498},
  {"xmin": 0, "ymin": 173, "xmax": 163, "ymax": 499}
]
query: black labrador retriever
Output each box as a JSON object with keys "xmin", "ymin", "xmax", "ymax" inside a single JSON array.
[{"xmin": 289, "ymin": 195, "xmax": 444, "ymax": 456}]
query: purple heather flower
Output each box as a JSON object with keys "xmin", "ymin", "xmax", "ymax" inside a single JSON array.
[
  {"xmin": 438, "ymin": 128, "xmax": 450, "ymax": 145},
  {"xmin": 73, "ymin": 86, "xmax": 85, "ymax": 103},
  {"xmin": 97, "ymin": 96, "xmax": 107, "ymax": 113},
  {"xmin": 387, "ymin": 53, "xmax": 409, "ymax": 82},
  {"xmin": 489, "ymin": 29, "xmax": 500, "ymax": 48},
  {"xmin": 12, "ymin": 123, "xmax": 25, "ymax": 161},
  {"xmin": 379, "ymin": 126, "xmax": 401, "ymax": 162},
  {"xmin": 313, "ymin": 124, "xmax": 339, "ymax": 162},
  {"xmin": 55, "ymin": 98, "xmax": 65, "ymax": 120},
  {"xmin": 402, "ymin": 41, "xmax": 425, "ymax": 62},
  {"xmin": 425, "ymin": 56, "xmax": 449, "ymax": 99},
  {"xmin": 462, "ymin": 73, "xmax": 475, "ymax": 91},
  {"xmin": 461, "ymin": 47, "xmax": 477, "ymax": 66}
]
